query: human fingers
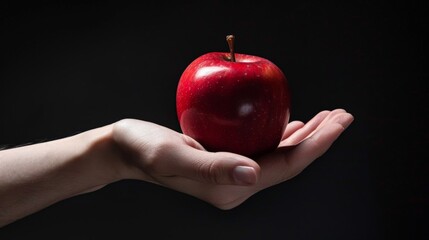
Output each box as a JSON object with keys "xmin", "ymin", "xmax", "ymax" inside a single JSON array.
[
  {"xmin": 280, "ymin": 113, "xmax": 353, "ymax": 177},
  {"xmin": 308, "ymin": 108, "xmax": 348, "ymax": 135},
  {"xmin": 280, "ymin": 110, "xmax": 331, "ymax": 146},
  {"xmin": 281, "ymin": 121, "xmax": 305, "ymax": 141},
  {"xmin": 256, "ymin": 112, "xmax": 354, "ymax": 189}
]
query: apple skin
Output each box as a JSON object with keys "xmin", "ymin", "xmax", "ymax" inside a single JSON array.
[{"xmin": 176, "ymin": 52, "xmax": 291, "ymax": 158}]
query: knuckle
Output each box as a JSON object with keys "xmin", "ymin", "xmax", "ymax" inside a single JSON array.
[
  {"xmin": 141, "ymin": 139, "xmax": 174, "ymax": 174},
  {"xmin": 197, "ymin": 160, "xmax": 222, "ymax": 184}
]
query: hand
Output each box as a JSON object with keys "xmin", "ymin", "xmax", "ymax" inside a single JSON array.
[{"xmin": 112, "ymin": 108, "xmax": 354, "ymax": 210}]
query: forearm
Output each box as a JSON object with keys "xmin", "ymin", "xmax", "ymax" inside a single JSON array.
[{"xmin": 0, "ymin": 124, "xmax": 126, "ymax": 227}]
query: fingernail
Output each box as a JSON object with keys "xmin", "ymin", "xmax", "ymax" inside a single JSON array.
[{"xmin": 233, "ymin": 166, "xmax": 257, "ymax": 185}]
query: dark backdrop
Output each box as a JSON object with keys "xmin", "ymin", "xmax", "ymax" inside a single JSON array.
[{"xmin": 1, "ymin": 1, "xmax": 427, "ymax": 239}]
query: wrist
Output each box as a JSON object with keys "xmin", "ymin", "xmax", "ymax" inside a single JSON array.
[{"xmin": 75, "ymin": 124, "xmax": 129, "ymax": 185}]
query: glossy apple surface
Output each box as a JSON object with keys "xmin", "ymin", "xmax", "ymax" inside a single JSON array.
[{"xmin": 176, "ymin": 51, "xmax": 290, "ymax": 158}]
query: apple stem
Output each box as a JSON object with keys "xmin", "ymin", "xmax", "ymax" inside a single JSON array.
[{"xmin": 226, "ymin": 35, "xmax": 236, "ymax": 62}]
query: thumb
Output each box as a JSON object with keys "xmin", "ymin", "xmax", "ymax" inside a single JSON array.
[{"xmin": 167, "ymin": 146, "xmax": 261, "ymax": 186}]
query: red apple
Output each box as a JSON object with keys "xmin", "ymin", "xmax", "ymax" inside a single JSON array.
[{"xmin": 176, "ymin": 35, "xmax": 291, "ymax": 158}]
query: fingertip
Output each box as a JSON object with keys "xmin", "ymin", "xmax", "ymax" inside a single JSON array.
[
  {"xmin": 338, "ymin": 113, "xmax": 355, "ymax": 129},
  {"xmin": 233, "ymin": 166, "xmax": 258, "ymax": 185},
  {"xmin": 220, "ymin": 153, "xmax": 261, "ymax": 185}
]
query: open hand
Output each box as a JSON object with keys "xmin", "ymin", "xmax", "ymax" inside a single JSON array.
[{"xmin": 112, "ymin": 109, "xmax": 354, "ymax": 210}]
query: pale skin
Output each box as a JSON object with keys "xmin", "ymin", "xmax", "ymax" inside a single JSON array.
[{"xmin": 0, "ymin": 108, "xmax": 353, "ymax": 228}]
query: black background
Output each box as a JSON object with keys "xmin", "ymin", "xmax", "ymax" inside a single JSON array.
[{"xmin": 0, "ymin": 0, "xmax": 427, "ymax": 239}]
